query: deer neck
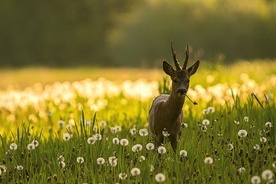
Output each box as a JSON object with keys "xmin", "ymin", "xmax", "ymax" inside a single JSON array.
[{"xmin": 165, "ymin": 93, "xmax": 185, "ymax": 119}]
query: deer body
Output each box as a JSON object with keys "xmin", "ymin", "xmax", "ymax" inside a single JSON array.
[{"xmin": 149, "ymin": 43, "xmax": 200, "ymax": 151}]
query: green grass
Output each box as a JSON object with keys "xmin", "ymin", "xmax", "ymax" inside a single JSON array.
[{"xmin": 0, "ymin": 61, "xmax": 275, "ymax": 183}]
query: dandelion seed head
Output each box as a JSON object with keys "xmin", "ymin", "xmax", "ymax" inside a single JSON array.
[
  {"xmin": 76, "ymin": 157, "xmax": 84, "ymax": 164},
  {"xmin": 139, "ymin": 128, "xmax": 148, "ymax": 136},
  {"xmin": 120, "ymin": 138, "xmax": 129, "ymax": 146},
  {"xmin": 261, "ymin": 169, "xmax": 274, "ymax": 181},
  {"xmin": 115, "ymin": 126, "xmax": 122, "ymax": 132},
  {"xmin": 238, "ymin": 167, "xmax": 246, "ymax": 173},
  {"xmin": 253, "ymin": 144, "xmax": 260, "ymax": 150},
  {"xmin": 58, "ymin": 120, "xmax": 65, "ymax": 127},
  {"xmin": 202, "ymin": 109, "xmax": 209, "ymax": 115},
  {"xmin": 204, "ymin": 157, "xmax": 213, "ymax": 164},
  {"xmin": 146, "ymin": 143, "xmax": 155, "ymax": 150},
  {"xmin": 179, "ymin": 150, "xmax": 188, "ymax": 157},
  {"xmin": 129, "ymin": 127, "xmax": 137, "ymax": 136},
  {"xmin": 97, "ymin": 157, "xmax": 105, "ymax": 165},
  {"xmin": 244, "ymin": 116, "xmax": 249, "ymax": 122},
  {"xmin": 181, "ymin": 122, "xmax": 188, "ymax": 128},
  {"xmin": 112, "ymin": 137, "xmax": 120, "ymax": 145},
  {"xmin": 234, "ymin": 120, "xmax": 240, "ymax": 125},
  {"xmin": 31, "ymin": 139, "xmax": 39, "ymax": 147},
  {"xmin": 27, "ymin": 143, "xmax": 35, "ymax": 150},
  {"xmin": 63, "ymin": 133, "xmax": 71, "ymax": 141},
  {"xmin": 155, "ymin": 173, "xmax": 166, "ymax": 182},
  {"xmin": 131, "ymin": 167, "xmax": 141, "ymax": 176},
  {"xmin": 0, "ymin": 165, "xmax": 7, "ymax": 173},
  {"xmin": 87, "ymin": 136, "xmax": 96, "ymax": 144},
  {"xmin": 132, "ymin": 144, "xmax": 143, "ymax": 152},
  {"xmin": 265, "ymin": 121, "xmax": 273, "ymax": 128},
  {"xmin": 59, "ymin": 161, "xmax": 66, "ymax": 168},
  {"xmin": 251, "ymin": 175, "xmax": 261, "ymax": 184},
  {"xmin": 110, "ymin": 127, "xmax": 116, "ymax": 134},
  {"xmin": 162, "ymin": 129, "xmax": 170, "ymax": 137},
  {"xmin": 238, "ymin": 129, "xmax": 248, "ymax": 138},
  {"xmin": 157, "ymin": 146, "xmax": 166, "ymax": 154},
  {"xmin": 260, "ymin": 136, "xmax": 267, "ymax": 143},
  {"xmin": 201, "ymin": 125, "xmax": 207, "ymax": 132},
  {"xmin": 16, "ymin": 165, "xmax": 24, "ymax": 171},
  {"xmin": 58, "ymin": 155, "xmax": 65, "ymax": 162},
  {"xmin": 202, "ymin": 119, "xmax": 210, "ymax": 126},
  {"xmin": 119, "ymin": 172, "xmax": 127, "ymax": 180},
  {"xmin": 207, "ymin": 106, "xmax": 215, "ymax": 113},
  {"xmin": 139, "ymin": 155, "xmax": 146, "ymax": 162},
  {"xmin": 93, "ymin": 133, "xmax": 102, "ymax": 141},
  {"xmin": 227, "ymin": 143, "xmax": 234, "ymax": 151},
  {"xmin": 108, "ymin": 156, "xmax": 117, "ymax": 167},
  {"xmin": 9, "ymin": 143, "xmax": 18, "ymax": 150},
  {"xmin": 99, "ymin": 120, "xmax": 107, "ymax": 127}
]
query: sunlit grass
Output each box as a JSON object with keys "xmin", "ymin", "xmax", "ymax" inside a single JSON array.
[{"xmin": 0, "ymin": 60, "xmax": 275, "ymax": 183}]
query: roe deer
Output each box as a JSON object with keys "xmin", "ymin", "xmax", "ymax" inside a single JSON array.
[{"xmin": 149, "ymin": 42, "xmax": 200, "ymax": 151}]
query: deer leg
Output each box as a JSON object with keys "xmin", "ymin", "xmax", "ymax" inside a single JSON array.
[
  {"xmin": 169, "ymin": 134, "xmax": 178, "ymax": 152},
  {"xmin": 156, "ymin": 135, "xmax": 164, "ymax": 147}
]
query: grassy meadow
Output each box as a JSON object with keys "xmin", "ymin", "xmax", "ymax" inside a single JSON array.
[{"xmin": 0, "ymin": 60, "xmax": 275, "ymax": 183}]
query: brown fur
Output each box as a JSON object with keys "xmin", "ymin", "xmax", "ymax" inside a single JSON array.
[{"xmin": 148, "ymin": 44, "xmax": 200, "ymax": 151}]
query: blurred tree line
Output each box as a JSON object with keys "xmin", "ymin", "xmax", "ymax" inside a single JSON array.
[{"xmin": 0, "ymin": 0, "xmax": 275, "ymax": 67}]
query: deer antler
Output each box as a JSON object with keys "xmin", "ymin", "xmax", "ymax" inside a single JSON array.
[
  {"xmin": 183, "ymin": 44, "xmax": 189, "ymax": 70},
  {"xmin": 171, "ymin": 42, "xmax": 181, "ymax": 70}
]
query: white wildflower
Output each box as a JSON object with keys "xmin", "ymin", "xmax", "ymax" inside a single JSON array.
[
  {"xmin": 155, "ymin": 173, "xmax": 166, "ymax": 182},
  {"xmin": 131, "ymin": 167, "xmax": 141, "ymax": 176}
]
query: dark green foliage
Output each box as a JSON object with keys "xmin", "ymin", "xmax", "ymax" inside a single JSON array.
[
  {"xmin": 0, "ymin": 0, "xmax": 275, "ymax": 67},
  {"xmin": 0, "ymin": 0, "xmax": 134, "ymax": 67}
]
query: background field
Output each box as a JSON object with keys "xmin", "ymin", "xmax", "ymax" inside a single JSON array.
[
  {"xmin": 1, "ymin": 0, "xmax": 276, "ymax": 67},
  {"xmin": 0, "ymin": 61, "xmax": 275, "ymax": 183}
]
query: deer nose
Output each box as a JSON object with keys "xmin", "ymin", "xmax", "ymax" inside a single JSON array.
[{"xmin": 177, "ymin": 88, "xmax": 187, "ymax": 96}]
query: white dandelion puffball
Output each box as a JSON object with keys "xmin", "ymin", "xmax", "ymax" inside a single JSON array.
[
  {"xmin": 119, "ymin": 172, "xmax": 127, "ymax": 180},
  {"xmin": 96, "ymin": 157, "xmax": 105, "ymax": 165},
  {"xmin": 120, "ymin": 138, "xmax": 129, "ymax": 146},
  {"xmin": 202, "ymin": 119, "xmax": 210, "ymax": 126},
  {"xmin": 139, "ymin": 128, "xmax": 148, "ymax": 136},
  {"xmin": 63, "ymin": 133, "xmax": 71, "ymax": 141},
  {"xmin": 157, "ymin": 146, "xmax": 167, "ymax": 154},
  {"xmin": 27, "ymin": 143, "xmax": 35, "ymax": 150},
  {"xmin": 16, "ymin": 165, "xmax": 24, "ymax": 170},
  {"xmin": 59, "ymin": 161, "xmax": 66, "ymax": 168},
  {"xmin": 76, "ymin": 157, "xmax": 84, "ymax": 164},
  {"xmin": 112, "ymin": 137, "xmax": 120, "ymax": 145},
  {"xmin": 9, "ymin": 143, "xmax": 18, "ymax": 150},
  {"xmin": 132, "ymin": 144, "xmax": 143, "ymax": 152},
  {"xmin": 131, "ymin": 167, "xmax": 141, "ymax": 176},
  {"xmin": 179, "ymin": 150, "xmax": 188, "ymax": 157},
  {"xmin": 238, "ymin": 129, "xmax": 247, "ymax": 138},
  {"xmin": 146, "ymin": 142, "xmax": 155, "ymax": 150},
  {"xmin": 261, "ymin": 169, "xmax": 274, "ymax": 181},
  {"xmin": 251, "ymin": 175, "xmax": 261, "ymax": 184},
  {"xmin": 204, "ymin": 157, "xmax": 213, "ymax": 164},
  {"xmin": 87, "ymin": 136, "xmax": 96, "ymax": 144},
  {"xmin": 155, "ymin": 173, "xmax": 166, "ymax": 182}
]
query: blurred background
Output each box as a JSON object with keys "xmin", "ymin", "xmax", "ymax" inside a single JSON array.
[{"xmin": 0, "ymin": 0, "xmax": 275, "ymax": 68}]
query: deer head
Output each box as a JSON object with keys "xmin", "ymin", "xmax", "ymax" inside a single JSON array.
[{"xmin": 163, "ymin": 42, "xmax": 200, "ymax": 97}]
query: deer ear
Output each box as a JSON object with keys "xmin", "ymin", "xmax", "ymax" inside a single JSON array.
[
  {"xmin": 187, "ymin": 60, "xmax": 200, "ymax": 76},
  {"xmin": 163, "ymin": 60, "xmax": 175, "ymax": 76}
]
